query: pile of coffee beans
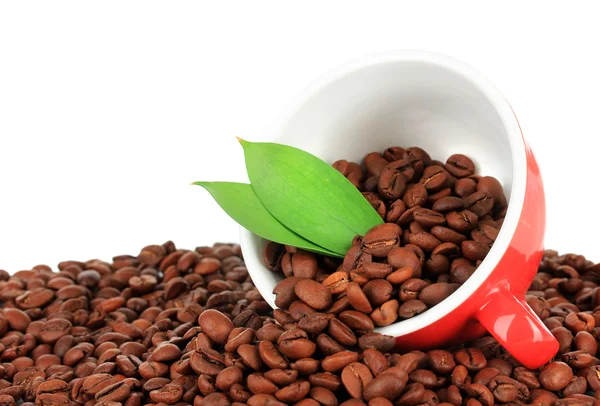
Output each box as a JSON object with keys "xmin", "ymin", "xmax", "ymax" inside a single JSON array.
[
  {"xmin": 1, "ymin": 242, "xmax": 600, "ymax": 406},
  {"xmin": 267, "ymin": 146, "xmax": 509, "ymax": 327}
]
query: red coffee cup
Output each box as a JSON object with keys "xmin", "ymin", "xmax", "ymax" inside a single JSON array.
[{"xmin": 240, "ymin": 51, "xmax": 558, "ymax": 369}]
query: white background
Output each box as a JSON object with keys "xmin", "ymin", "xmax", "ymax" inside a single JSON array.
[{"xmin": 1, "ymin": 1, "xmax": 598, "ymax": 272}]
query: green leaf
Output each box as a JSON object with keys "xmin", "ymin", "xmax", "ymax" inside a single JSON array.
[
  {"xmin": 240, "ymin": 140, "xmax": 383, "ymax": 254},
  {"xmin": 193, "ymin": 181, "xmax": 342, "ymax": 257}
]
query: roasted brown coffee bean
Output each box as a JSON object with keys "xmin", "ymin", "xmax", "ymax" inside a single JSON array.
[
  {"xmin": 370, "ymin": 300, "xmax": 399, "ymax": 327},
  {"xmin": 400, "ymin": 279, "xmax": 429, "ymax": 302},
  {"xmin": 297, "ymin": 313, "xmax": 330, "ymax": 335},
  {"xmin": 322, "ymin": 351, "xmax": 360, "ymax": 373},
  {"xmin": 398, "ymin": 300, "xmax": 427, "ymax": 319},
  {"xmin": 275, "ymin": 380, "xmax": 310, "ymax": 403},
  {"xmin": 387, "ymin": 247, "xmax": 421, "ymax": 275},
  {"xmin": 477, "ymin": 176, "xmax": 507, "ymax": 209},
  {"xmin": 403, "ymin": 184, "xmax": 428, "ymax": 208},
  {"xmin": 346, "ymin": 283, "xmax": 373, "ymax": 314},
  {"xmin": 465, "ymin": 383, "xmax": 494, "ymax": 406},
  {"xmin": 378, "ymin": 166, "xmax": 406, "ymax": 200},
  {"xmin": 95, "ymin": 381, "xmax": 131, "ymax": 403},
  {"xmin": 363, "ymin": 368, "xmax": 408, "ymax": 401},
  {"xmin": 575, "ymin": 331, "xmax": 597, "ymax": 354},
  {"xmin": 386, "ymin": 199, "xmax": 407, "ymax": 223},
  {"xmin": 341, "ymin": 362, "xmax": 373, "ymax": 399},
  {"xmin": 420, "ymin": 166, "xmax": 448, "ymax": 192},
  {"xmin": 461, "ymin": 240, "xmax": 490, "ymax": 262},
  {"xmin": 445, "ymin": 154, "xmax": 475, "ymax": 178},
  {"xmin": 455, "ymin": 348, "xmax": 487, "ymax": 372},
  {"xmin": 273, "ymin": 277, "xmax": 302, "ymax": 309},
  {"xmin": 278, "ymin": 328, "xmax": 316, "ymax": 360},
  {"xmin": 431, "ymin": 196, "xmax": 464, "ymax": 213},
  {"xmin": 362, "ymin": 224, "xmax": 402, "ymax": 257},
  {"xmin": 446, "ymin": 210, "xmax": 478, "ymax": 233},
  {"xmin": 413, "ymin": 208, "xmax": 446, "ymax": 228},
  {"xmin": 198, "ymin": 309, "xmax": 234, "ymax": 345},
  {"xmin": 408, "ymin": 232, "xmax": 441, "ymax": 252},
  {"xmin": 565, "ymin": 312, "xmax": 595, "ymax": 333},
  {"xmin": 464, "ymin": 192, "xmax": 494, "ymax": 218},
  {"xmin": 365, "ymin": 153, "xmax": 389, "ymax": 177},
  {"xmin": 258, "ymin": 340, "xmax": 288, "ymax": 370},
  {"xmin": 419, "ymin": 283, "xmax": 459, "ymax": 307},
  {"xmin": 427, "ymin": 350, "xmax": 455, "ymax": 374},
  {"xmin": 339, "ymin": 311, "xmax": 375, "ymax": 335},
  {"xmin": 290, "ymin": 358, "xmax": 319, "ymax": 376},
  {"xmin": 539, "ymin": 362, "xmax": 573, "ymax": 391},
  {"xmin": 329, "ymin": 318, "xmax": 357, "ymax": 347},
  {"xmin": 296, "ymin": 279, "xmax": 332, "ymax": 310},
  {"xmin": 357, "ymin": 333, "xmax": 395, "ymax": 353}
]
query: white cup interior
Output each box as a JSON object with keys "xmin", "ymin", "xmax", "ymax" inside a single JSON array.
[{"xmin": 240, "ymin": 51, "xmax": 526, "ymax": 337}]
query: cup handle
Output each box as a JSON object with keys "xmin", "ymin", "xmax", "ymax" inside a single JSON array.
[{"xmin": 476, "ymin": 286, "xmax": 559, "ymax": 369}]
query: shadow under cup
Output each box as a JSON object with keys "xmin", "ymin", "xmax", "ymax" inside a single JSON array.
[{"xmin": 240, "ymin": 52, "xmax": 556, "ymax": 368}]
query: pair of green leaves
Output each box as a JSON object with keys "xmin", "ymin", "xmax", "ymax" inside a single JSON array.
[{"xmin": 194, "ymin": 140, "xmax": 383, "ymax": 257}]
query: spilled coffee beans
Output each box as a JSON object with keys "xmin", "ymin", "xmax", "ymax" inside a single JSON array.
[{"xmin": 1, "ymin": 243, "xmax": 599, "ymax": 405}]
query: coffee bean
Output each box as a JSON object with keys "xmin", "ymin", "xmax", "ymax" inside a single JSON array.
[
  {"xmin": 386, "ymin": 199, "xmax": 407, "ymax": 223},
  {"xmin": 403, "ymin": 184, "xmax": 428, "ymax": 208},
  {"xmin": 400, "ymin": 279, "xmax": 429, "ymax": 302},
  {"xmin": 427, "ymin": 350, "xmax": 456, "ymax": 374},
  {"xmin": 264, "ymin": 369, "xmax": 298, "ymax": 387},
  {"xmin": 363, "ymin": 369, "xmax": 408, "ymax": 401},
  {"xmin": 387, "ymin": 247, "xmax": 421, "ymax": 275},
  {"xmin": 539, "ymin": 362, "xmax": 573, "ymax": 391},
  {"xmin": 362, "ymin": 280, "xmax": 393, "ymax": 307},
  {"xmin": 346, "ymin": 283, "xmax": 373, "ymax": 314},
  {"xmin": 370, "ymin": 300, "xmax": 399, "ymax": 327},
  {"xmin": 292, "ymin": 251, "xmax": 319, "ymax": 279},
  {"xmin": 357, "ymin": 333, "xmax": 395, "ymax": 353},
  {"xmin": 455, "ymin": 178, "xmax": 477, "ymax": 198},
  {"xmin": 432, "ymin": 196, "xmax": 464, "ymax": 213},
  {"xmin": 455, "ymin": 348, "xmax": 487, "ymax": 372},
  {"xmin": 365, "ymin": 153, "xmax": 389, "ymax": 177},
  {"xmin": 464, "ymin": 192, "xmax": 494, "ymax": 218},
  {"xmin": 465, "ymin": 383, "xmax": 494, "ymax": 406},
  {"xmin": 273, "ymin": 277, "xmax": 302, "ymax": 309},
  {"xmin": 419, "ymin": 283, "xmax": 459, "ymax": 307},
  {"xmin": 420, "ymin": 166, "xmax": 449, "ymax": 192},
  {"xmin": 322, "ymin": 351, "xmax": 360, "ymax": 373},
  {"xmin": 477, "ymin": 176, "xmax": 507, "ymax": 209},
  {"xmin": 295, "ymin": 279, "xmax": 332, "ymax": 310},
  {"xmin": 362, "ymin": 224, "xmax": 402, "ymax": 257},
  {"xmin": 564, "ymin": 312, "xmax": 595, "ymax": 333},
  {"xmin": 408, "ymin": 232, "xmax": 441, "ymax": 252},
  {"xmin": 277, "ymin": 328, "xmax": 316, "ymax": 360},
  {"xmin": 198, "ymin": 309, "xmax": 234, "ymax": 345},
  {"xmin": 404, "ymin": 147, "xmax": 432, "ymax": 167},
  {"xmin": 398, "ymin": 300, "xmax": 427, "ymax": 319},
  {"xmin": 462, "ymin": 240, "xmax": 490, "ymax": 262},
  {"xmin": 575, "ymin": 331, "xmax": 597, "ymax": 354},
  {"xmin": 446, "ymin": 154, "xmax": 475, "ymax": 178},
  {"xmin": 95, "ymin": 381, "xmax": 131, "ymax": 403},
  {"xmin": 341, "ymin": 362, "xmax": 373, "ymax": 399},
  {"xmin": 378, "ymin": 166, "xmax": 406, "ymax": 200},
  {"xmin": 339, "ymin": 311, "xmax": 375, "ymax": 335}
]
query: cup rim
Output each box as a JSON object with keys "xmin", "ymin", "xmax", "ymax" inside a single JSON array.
[{"xmin": 240, "ymin": 50, "xmax": 527, "ymax": 336}]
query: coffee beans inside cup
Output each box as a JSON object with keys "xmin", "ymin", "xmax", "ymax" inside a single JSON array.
[
  {"xmin": 268, "ymin": 146, "xmax": 508, "ymax": 326},
  {"xmin": 0, "ymin": 242, "xmax": 599, "ymax": 405}
]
